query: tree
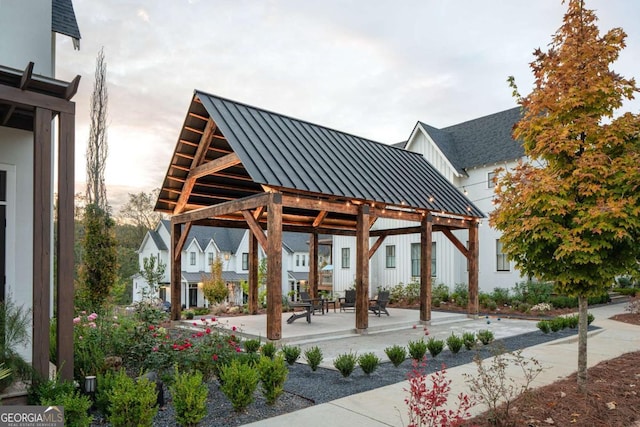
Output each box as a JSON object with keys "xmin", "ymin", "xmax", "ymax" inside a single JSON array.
[
  {"xmin": 86, "ymin": 47, "xmax": 109, "ymax": 211},
  {"xmin": 139, "ymin": 256, "xmax": 166, "ymax": 300},
  {"xmin": 491, "ymin": 0, "xmax": 640, "ymax": 390},
  {"xmin": 202, "ymin": 255, "xmax": 228, "ymax": 305},
  {"xmin": 118, "ymin": 189, "xmax": 163, "ymax": 232}
]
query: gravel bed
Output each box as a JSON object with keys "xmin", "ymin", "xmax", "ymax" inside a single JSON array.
[{"xmin": 92, "ymin": 327, "xmax": 591, "ymax": 426}]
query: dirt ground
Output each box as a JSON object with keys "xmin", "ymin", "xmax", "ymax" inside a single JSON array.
[{"xmin": 462, "ymin": 312, "xmax": 640, "ymax": 427}]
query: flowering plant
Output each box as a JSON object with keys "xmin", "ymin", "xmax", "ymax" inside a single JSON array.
[{"xmin": 73, "ymin": 311, "xmax": 106, "ymax": 385}]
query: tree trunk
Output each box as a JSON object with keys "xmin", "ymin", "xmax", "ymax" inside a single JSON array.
[{"xmin": 577, "ymin": 294, "xmax": 588, "ymax": 391}]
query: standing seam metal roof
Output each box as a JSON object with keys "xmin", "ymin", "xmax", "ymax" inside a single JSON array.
[{"xmin": 196, "ymin": 91, "xmax": 483, "ymax": 218}]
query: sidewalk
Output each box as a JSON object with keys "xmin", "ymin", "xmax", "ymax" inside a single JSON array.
[{"xmin": 244, "ymin": 303, "xmax": 639, "ymax": 426}]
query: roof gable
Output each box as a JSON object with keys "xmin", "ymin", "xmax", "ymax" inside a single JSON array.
[{"xmin": 52, "ymin": 0, "xmax": 81, "ymax": 46}]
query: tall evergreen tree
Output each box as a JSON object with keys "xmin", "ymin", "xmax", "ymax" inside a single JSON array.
[{"xmin": 492, "ymin": 0, "xmax": 640, "ymax": 390}]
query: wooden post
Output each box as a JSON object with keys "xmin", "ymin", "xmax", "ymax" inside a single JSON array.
[
  {"xmin": 248, "ymin": 232, "xmax": 259, "ymax": 314},
  {"xmin": 171, "ymin": 222, "xmax": 183, "ymax": 320},
  {"xmin": 266, "ymin": 193, "xmax": 282, "ymax": 340},
  {"xmin": 355, "ymin": 205, "xmax": 370, "ymax": 332},
  {"xmin": 468, "ymin": 221, "xmax": 479, "ymax": 317},
  {"xmin": 56, "ymin": 112, "xmax": 74, "ymax": 381},
  {"xmin": 32, "ymin": 107, "xmax": 51, "ymax": 379},
  {"xmin": 420, "ymin": 213, "xmax": 432, "ymax": 323},
  {"xmin": 309, "ymin": 232, "xmax": 318, "ymax": 298}
]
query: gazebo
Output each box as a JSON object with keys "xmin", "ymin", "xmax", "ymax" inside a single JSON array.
[{"xmin": 155, "ymin": 90, "xmax": 484, "ymax": 340}]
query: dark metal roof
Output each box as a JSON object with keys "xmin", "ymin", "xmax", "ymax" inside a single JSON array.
[
  {"xmin": 419, "ymin": 108, "xmax": 523, "ymax": 172},
  {"xmin": 288, "ymin": 271, "xmax": 309, "ymax": 282},
  {"xmin": 52, "ymin": 0, "xmax": 81, "ymax": 42},
  {"xmin": 182, "ymin": 271, "xmax": 248, "ymax": 283},
  {"xmin": 192, "ymin": 91, "xmax": 483, "ymax": 218}
]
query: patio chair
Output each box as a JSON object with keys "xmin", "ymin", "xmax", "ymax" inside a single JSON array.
[
  {"xmin": 369, "ymin": 290, "xmax": 390, "ymax": 316},
  {"xmin": 299, "ymin": 291, "xmax": 324, "ymax": 314},
  {"xmin": 339, "ymin": 289, "xmax": 356, "ymax": 312}
]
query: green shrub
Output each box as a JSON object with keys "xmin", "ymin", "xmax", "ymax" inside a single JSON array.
[
  {"xmin": 108, "ymin": 369, "xmax": 158, "ymax": 427},
  {"xmin": 491, "ymin": 287, "xmax": 510, "ymax": 306},
  {"xmin": 333, "ymin": 352, "xmax": 357, "ymax": 377},
  {"xmin": 389, "ymin": 283, "xmax": 406, "ymax": 304},
  {"xmin": 193, "ymin": 307, "xmax": 210, "ymax": 316},
  {"xmin": 28, "ymin": 375, "xmax": 76, "ymax": 405},
  {"xmin": 384, "ymin": 345, "xmax": 407, "ymax": 367},
  {"xmin": 432, "ymin": 297, "xmax": 441, "ymax": 307},
  {"xmin": 95, "ymin": 370, "xmax": 118, "ymax": 416},
  {"xmin": 587, "ymin": 313, "xmax": 595, "ymax": 325},
  {"xmin": 536, "ymin": 320, "xmax": 551, "ymax": 334},
  {"xmin": 484, "ymin": 300, "xmax": 498, "ymax": 311},
  {"xmin": 261, "ymin": 342, "xmax": 277, "ymax": 359},
  {"xmin": 426, "ymin": 337, "xmax": 445, "ymax": 358},
  {"xmin": 169, "ymin": 366, "xmax": 208, "ymax": 427},
  {"xmin": 462, "ymin": 332, "xmax": 476, "ymax": 350},
  {"xmin": 512, "ymin": 280, "xmax": 554, "ymax": 305},
  {"xmin": 358, "ymin": 352, "xmax": 380, "ymax": 375},
  {"xmin": 184, "ymin": 310, "xmax": 195, "ymax": 320},
  {"xmin": 244, "ymin": 339, "xmax": 261, "ymax": 353},
  {"xmin": 258, "ymin": 355, "xmax": 288, "ymax": 405},
  {"xmin": 549, "ymin": 317, "xmax": 564, "ymax": 332},
  {"xmin": 446, "ymin": 333, "xmax": 464, "ymax": 354},
  {"xmin": 219, "ymin": 359, "xmax": 259, "ymax": 411},
  {"xmin": 281, "ymin": 345, "xmax": 301, "ymax": 365},
  {"xmin": 515, "ymin": 302, "xmax": 532, "ymax": 313},
  {"xmin": 432, "ymin": 283, "xmax": 450, "ymax": 302},
  {"xmin": 408, "ymin": 339, "xmax": 427, "ymax": 361},
  {"xmin": 477, "ymin": 330, "xmax": 494, "ymax": 345},
  {"xmin": 405, "ymin": 280, "xmax": 420, "ymax": 304},
  {"xmin": 588, "ymin": 293, "xmax": 610, "ymax": 305},
  {"xmin": 613, "ymin": 287, "xmax": 639, "ymax": 296},
  {"xmin": 452, "ymin": 283, "xmax": 469, "ymax": 306},
  {"xmin": 478, "ymin": 292, "xmax": 492, "ymax": 308},
  {"xmin": 41, "ymin": 388, "xmax": 92, "ymax": 427},
  {"xmin": 565, "ymin": 314, "xmax": 579, "ymax": 328},
  {"xmin": 304, "ymin": 346, "xmax": 324, "ymax": 371}
]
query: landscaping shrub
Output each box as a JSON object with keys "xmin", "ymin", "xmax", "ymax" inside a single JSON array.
[
  {"xmin": 333, "ymin": 352, "xmax": 358, "ymax": 377},
  {"xmin": 515, "ymin": 302, "xmax": 532, "ymax": 313},
  {"xmin": 405, "ymin": 280, "xmax": 420, "ymax": 304},
  {"xmin": 614, "ymin": 287, "xmax": 639, "ymax": 296},
  {"xmin": 536, "ymin": 320, "xmax": 551, "ymax": 334},
  {"xmin": 478, "ymin": 292, "xmax": 492, "ymax": 308},
  {"xmin": 432, "ymin": 297, "xmax": 441, "ymax": 307},
  {"xmin": 192, "ymin": 307, "xmax": 210, "ymax": 316},
  {"xmin": 462, "ymin": 332, "xmax": 476, "ymax": 350},
  {"xmin": 432, "ymin": 283, "xmax": 450, "ymax": 303},
  {"xmin": 477, "ymin": 330, "xmax": 494, "ymax": 345},
  {"xmin": 549, "ymin": 317, "xmax": 564, "ymax": 332},
  {"xmin": 587, "ymin": 312, "xmax": 595, "ymax": 325},
  {"xmin": 219, "ymin": 359, "xmax": 259, "ymax": 411},
  {"xmin": 281, "ymin": 345, "xmax": 301, "ymax": 365},
  {"xmin": 243, "ymin": 339, "xmax": 261, "ymax": 353},
  {"xmin": 184, "ymin": 310, "xmax": 195, "ymax": 320},
  {"xmin": 108, "ymin": 369, "xmax": 158, "ymax": 427},
  {"xmin": 484, "ymin": 299, "xmax": 498, "ymax": 311},
  {"xmin": 72, "ymin": 311, "xmax": 107, "ymax": 388},
  {"xmin": 261, "ymin": 342, "xmax": 277, "ymax": 359},
  {"xmin": 491, "ymin": 287, "xmax": 510, "ymax": 306},
  {"xmin": 389, "ymin": 283, "xmax": 406, "ymax": 304},
  {"xmin": 41, "ymin": 388, "xmax": 93, "ymax": 427},
  {"xmin": 446, "ymin": 333, "xmax": 464, "ymax": 354},
  {"xmin": 565, "ymin": 314, "xmax": 579, "ymax": 328},
  {"xmin": 304, "ymin": 346, "xmax": 324, "ymax": 371},
  {"xmin": 169, "ymin": 366, "xmax": 208, "ymax": 427},
  {"xmin": 426, "ymin": 337, "xmax": 445, "ymax": 358},
  {"xmin": 451, "ymin": 283, "xmax": 469, "ymax": 307},
  {"xmin": 358, "ymin": 352, "xmax": 380, "ymax": 375},
  {"xmin": 512, "ymin": 280, "xmax": 554, "ymax": 305},
  {"xmin": 95, "ymin": 370, "xmax": 118, "ymax": 417},
  {"xmin": 258, "ymin": 355, "xmax": 288, "ymax": 405},
  {"xmin": 408, "ymin": 339, "xmax": 428, "ymax": 361},
  {"xmin": 384, "ymin": 344, "xmax": 407, "ymax": 367}
]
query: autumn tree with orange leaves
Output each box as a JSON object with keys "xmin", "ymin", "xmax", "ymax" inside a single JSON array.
[{"xmin": 491, "ymin": 0, "xmax": 640, "ymax": 390}]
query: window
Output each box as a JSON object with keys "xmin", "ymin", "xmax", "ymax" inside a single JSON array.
[
  {"xmin": 190, "ymin": 252, "xmax": 196, "ymax": 265},
  {"xmin": 296, "ymin": 255, "xmax": 300, "ymax": 267},
  {"xmin": 488, "ymin": 171, "xmax": 497, "ymax": 188},
  {"xmin": 409, "ymin": 242, "xmax": 437, "ymax": 277},
  {"xmin": 207, "ymin": 252, "xmax": 214, "ymax": 266},
  {"xmin": 301, "ymin": 255, "xmax": 306, "ymax": 267},
  {"xmin": 496, "ymin": 239, "xmax": 510, "ymax": 271},
  {"xmin": 242, "ymin": 253, "xmax": 249, "ymax": 270},
  {"xmin": 385, "ymin": 245, "xmax": 396, "ymax": 268},
  {"xmin": 341, "ymin": 248, "xmax": 350, "ymax": 269}
]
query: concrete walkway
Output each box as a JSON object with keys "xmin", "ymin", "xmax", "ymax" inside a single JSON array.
[{"xmin": 238, "ymin": 303, "xmax": 639, "ymax": 426}]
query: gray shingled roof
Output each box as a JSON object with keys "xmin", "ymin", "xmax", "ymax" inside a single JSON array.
[
  {"xmin": 149, "ymin": 230, "xmax": 167, "ymax": 251},
  {"xmin": 197, "ymin": 91, "xmax": 483, "ymax": 218},
  {"xmin": 420, "ymin": 108, "xmax": 523, "ymax": 172},
  {"xmin": 160, "ymin": 219, "xmax": 245, "ymax": 253},
  {"xmin": 182, "ymin": 271, "xmax": 248, "ymax": 283},
  {"xmin": 52, "ymin": 0, "xmax": 81, "ymax": 41}
]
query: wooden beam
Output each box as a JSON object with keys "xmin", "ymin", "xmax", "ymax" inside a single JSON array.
[
  {"xmin": 309, "ymin": 233, "xmax": 319, "ymax": 298},
  {"xmin": 0, "ymin": 84, "xmax": 75, "ymax": 114},
  {"xmin": 188, "ymin": 152, "xmax": 240, "ymax": 180},
  {"xmin": 248, "ymin": 232, "xmax": 259, "ymax": 314},
  {"xmin": 369, "ymin": 234, "xmax": 387, "ymax": 259},
  {"xmin": 468, "ymin": 223, "xmax": 479, "ymax": 317},
  {"xmin": 241, "ymin": 210, "xmax": 268, "ymax": 251},
  {"xmin": 64, "ymin": 75, "xmax": 81, "ymax": 100},
  {"xmin": 20, "ymin": 62, "xmax": 34, "ymax": 89},
  {"xmin": 266, "ymin": 193, "xmax": 283, "ymax": 340},
  {"xmin": 56, "ymin": 112, "xmax": 74, "ymax": 381},
  {"xmin": 174, "ymin": 222, "xmax": 192, "ymax": 261},
  {"xmin": 442, "ymin": 228, "xmax": 470, "ymax": 258},
  {"xmin": 33, "ymin": 107, "xmax": 52, "ymax": 379},
  {"xmin": 1, "ymin": 105, "xmax": 15, "ymax": 126},
  {"xmin": 370, "ymin": 207, "xmax": 422, "ymax": 223},
  {"xmin": 312, "ymin": 211, "xmax": 328, "ymax": 227},
  {"xmin": 172, "ymin": 193, "xmax": 272, "ymax": 224},
  {"xmin": 171, "ymin": 222, "xmax": 183, "ymax": 320},
  {"xmin": 253, "ymin": 206, "xmax": 264, "ymax": 220},
  {"xmin": 420, "ymin": 214, "xmax": 433, "ymax": 322},
  {"xmin": 355, "ymin": 205, "xmax": 370, "ymax": 332},
  {"xmin": 281, "ymin": 195, "xmax": 358, "ymax": 215}
]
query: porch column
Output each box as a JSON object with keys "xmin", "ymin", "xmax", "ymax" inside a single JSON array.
[
  {"xmin": 266, "ymin": 193, "xmax": 282, "ymax": 340},
  {"xmin": 32, "ymin": 107, "xmax": 51, "ymax": 379},
  {"xmin": 420, "ymin": 213, "xmax": 433, "ymax": 323},
  {"xmin": 248, "ymin": 232, "xmax": 259, "ymax": 314},
  {"xmin": 56, "ymin": 111, "xmax": 75, "ymax": 381},
  {"xmin": 355, "ymin": 205, "xmax": 370, "ymax": 332},
  {"xmin": 308, "ymin": 232, "xmax": 318, "ymax": 298},
  {"xmin": 468, "ymin": 221, "xmax": 479, "ymax": 317},
  {"xmin": 171, "ymin": 222, "xmax": 182, "ymax": 320}
]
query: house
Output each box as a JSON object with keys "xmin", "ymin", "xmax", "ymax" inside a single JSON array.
[
  {"xmin": 133, "ymin": 220, "xmax": 329, "ymax": 308},
  {"xmin": 0, "ymin": 0, "xmax": 81, "ymax": 382},
  {"xmin": 332, "ymin": 108, "xmax": 526, "ymax": 294}
]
